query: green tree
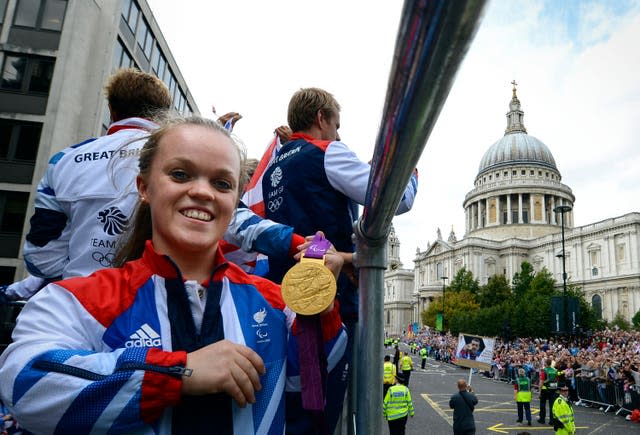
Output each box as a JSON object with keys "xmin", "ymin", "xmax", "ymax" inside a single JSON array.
[
  {"xmin": 611, "ymin": 313, "xmax": 632, "ymax": 331},
  {"xmin": 633, "ymin": 310, "xmax": 640, "ymax": 330},
  {"xmin": 510, "ymin": 267, "xmax": 555, "ymax": 337},
  {"xmin": 448, "ymin": 267, "xmax": 480, "ymax": 295},
  {"xmin": 512, "ymin": 261, "xmax": 535, "ymax": 299},
  {"xmin": 422, "ymin": 290, "xmax": 479, "ymax": 331},
  {"xmin": 477, "ymin": 274, "xmax": 513, "ymax": 308}
]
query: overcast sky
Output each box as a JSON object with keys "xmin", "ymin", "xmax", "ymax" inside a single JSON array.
[{"xmin": 147, "ymin": 0, "xmax": 640, "ymax": 266}]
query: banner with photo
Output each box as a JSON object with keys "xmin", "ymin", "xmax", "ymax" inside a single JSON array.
[{"xmin": 454, "ymin": 333, "xmax": 495, "ymax": 369}]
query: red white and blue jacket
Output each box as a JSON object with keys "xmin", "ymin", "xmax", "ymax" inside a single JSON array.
[{"xmin": 0, "ymin": 242, "xmax": 345, "ymax": 434}]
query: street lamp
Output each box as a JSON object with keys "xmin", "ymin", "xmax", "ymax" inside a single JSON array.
[
  {"xmin": 554, "ymin": 204, "xmax": 572, "ymax": 334},
  {"xmin": 440, "ymin": 276, "xmax": 448, "ymax": 332}
]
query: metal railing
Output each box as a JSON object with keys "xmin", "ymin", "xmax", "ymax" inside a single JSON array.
[{"xmin": 353, "ymin": 1, "xmax": 488, "ymax": 433}]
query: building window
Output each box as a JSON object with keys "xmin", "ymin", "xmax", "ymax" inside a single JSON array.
[
  {"xmin": 512, "ymin": 210, "xmax": 518, "ymax": 223},
  {"xmin": 512, "ymin": 170, "xmax": 516, "ymax": 176},
  {"xmin": 504, "ymin": 171, "xmax": 508, "ymax": 177},
  {"xmin": 521, "ymin": 170, "xmax": 525, "ymax": 175},
  {"xmin": 112, "ymin": 39, "xmax": 134, "ymax": 70},
  {"xmin": 1, "ymin": 54, "xmax": 55, "ymax": 94},
  {"xmin": 0, "ymin": 119, "xmax": 42, "ymax": 162},
  {"xmin": 0, "ymin": 0, "xmax": 8, "ymax": 24},
  {"xmin": 591, "ymin": 294, "xmax": 602, "ymax": 320},
  {"xmin": 538, "ymin": 171, "xmax": 542, "ymax": 176},
  {"xmin": 522, "ymin": 210, "xmax": 529, "ymax": 223},
  {"xmin": 0, "ymin": 190, "xmax": 29, "ymax": 233},
  {"xmin": 616, "ymin": 243, "xmax": 625, "ymax": 263},
  {"xmin": 386, "ymin": 309, "xmax": 390, "ymax": 324},
  {"xmin": 135, "ymin": 16, "xmax": 154, "ymax": 59},
  {"xmin": 530, "ymin": 170, "xmax": 534, "ymax": 175},
  {"xmin": 13, "ymin": 0, "xmax": 67, "ymax": 31},
  {"xmin": 121, "ymin": 0, "xmax": 140, "ymax": 33},
  {"xmin": 488, "ymin": 175, "xmax": 492, "ymax": 180}
]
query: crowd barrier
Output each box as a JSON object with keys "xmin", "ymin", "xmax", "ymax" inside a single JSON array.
[
  {"xmin": 477, "ymin": 364, "xmax": 640, "ymax": 418},
  {"xmin": 574, "ymin": 377, "xmax": 640, "ymax": 415}
]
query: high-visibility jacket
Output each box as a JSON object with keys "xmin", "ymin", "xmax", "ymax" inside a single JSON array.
[
  {"xmin": 552, "ymin": 395, "xmax": 575, "ymax": 435},
  {"xmin": 401, "ymin": 355, "xmax": 413, "ymax": 371},
  {"xmin": 419, "ymin": 348, "xmax": 427, "ymax": 359},
  {"xmin": 383, "ymin": 384, "xmax": 415, "ymax": 421},
  {"xmin": 384, "ymin": 361, "xmax": 397, "ymax": 385},
  {"xmin": 514, "ymin": 376, "xmax": 532, "ymax": 402},
  {"xmin": 542, "ymin": 366, "xmax": 559, "ymax": 390}
]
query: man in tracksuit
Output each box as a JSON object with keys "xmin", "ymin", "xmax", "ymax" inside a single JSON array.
[{"xmin": 263, "ymin": 87, "xmax": 418, "ymax": 433}]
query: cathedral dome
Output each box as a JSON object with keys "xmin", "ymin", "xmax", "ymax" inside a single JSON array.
[
  {"xmin": 478, "ymin": 132, "xmax": 557, "ymax": 177},
  {"xmin": 476, "ymin": 82, "xmax": 557, "ymax": 178}
]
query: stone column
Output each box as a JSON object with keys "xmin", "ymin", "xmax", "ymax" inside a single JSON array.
[
  {"xmin": 477, "ymin": 201, "xmax": 482, "ymax": 228},
  {"xmin": 496, "ymin": 195, "xmax": 501, "ymax": 225},
  {"xmin": 518, "ymin": 194, "xmax": 523, "ymax": 223},
  {"xmin": 529, "ymin": 194, "xmax": 535, "ymax": 223},
  {"xmin": 507, "ymin": 194, "xmax": 512, "ymax": 224},
  {"xmin": 551, "ymin": 196, "xmax": 557, "ymax": 224},
  {"xmin": 541, "ymin": 194, "xmax": 546, "ymax": 223}
]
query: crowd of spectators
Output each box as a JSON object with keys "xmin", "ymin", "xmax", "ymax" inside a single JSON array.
[{"xmin": 405, "ymin": 327, "xmax": 640, "ymax": 416}]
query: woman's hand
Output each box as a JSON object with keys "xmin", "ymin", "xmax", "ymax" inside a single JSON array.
[{"xmin": 182, "ymin": 340, "xmax": 265, "ymax": 407}]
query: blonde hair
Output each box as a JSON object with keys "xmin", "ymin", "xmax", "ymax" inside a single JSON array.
[{"xmin": 287, "ymin": 87, "xmax": 340, "ymax": 132}]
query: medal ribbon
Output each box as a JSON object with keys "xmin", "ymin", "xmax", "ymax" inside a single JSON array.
[{"xmin": 298, "ymin": 234, "xmax": 331, "ymax": 433}]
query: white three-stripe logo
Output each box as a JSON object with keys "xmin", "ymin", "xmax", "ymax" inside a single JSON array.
[{"xmin": 130, "ymin": 323, "xmax": 160, "ymax": 340}]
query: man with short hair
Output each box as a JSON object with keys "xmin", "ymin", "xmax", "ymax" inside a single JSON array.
[
  {"xmin": 262, "ymin": 87, "xmax": 418, "ymax": 433},
  {"xmin": 538, "ymin": 358, "xmax": 560, "ymax": 424},
  {"xmin": 449, "ymin": 379, "xmax": 478, "ymax": 435}
]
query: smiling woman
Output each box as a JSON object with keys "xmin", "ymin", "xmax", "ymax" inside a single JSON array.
[{"xmin": 0, "ymin": 115, "xmax": 347, "ymax": 434}]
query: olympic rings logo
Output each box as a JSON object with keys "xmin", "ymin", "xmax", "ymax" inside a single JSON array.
[
  {"xmin": 268, "ymin": 197, "xmax": 283, "ymax": 212},
  {"xmin": 92, "ymin": 251, "xmax": 115, "ymax": 267}
]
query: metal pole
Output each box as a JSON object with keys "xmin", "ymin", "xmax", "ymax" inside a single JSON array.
[
  {"xmin": 561, "ymin": 211, "xmax": 567, "ymax": 334},
  {"xmin": 353, "ymin": 1, "xmax": 488, "ymax": 434},
  {"xmin": 554, "ymin": 204, "xmax": 571, "ymax": 334},
  {"xmin": 441, "ymin": 276, "xmax": 448, "ymax": 331}
]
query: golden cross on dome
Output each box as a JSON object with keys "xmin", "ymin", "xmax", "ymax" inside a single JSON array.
[{"xmin": 511, "ymin": 80, "xmax": 518, "ymax": 97}]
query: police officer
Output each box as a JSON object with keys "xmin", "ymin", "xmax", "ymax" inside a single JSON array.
[
  {"xmin": 513, "ymin": 368, "xmax": 532, "ymax": 426},
  {"xmin": 384, "ymin": 355, "xmax": 397, "ymax": 398},
  {"xmin": 401, "ymin": 351, "xmax": 414, "ymax": 387},
  {"xmin": 383, "ymin": 374, "xmax": 414, "ymax": 435},
  {"xmin": 551, "ymin": 382, "xmax": 575, "ymax": 435},
  {"xmin": 419, "ymin": 346, "xmax": 428, "ymax": 370},
  {"xmin": 538, "ymin": 358, "xmax": 560, "ymax": 424}
]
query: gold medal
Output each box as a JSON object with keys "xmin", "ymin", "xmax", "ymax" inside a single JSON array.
[{"xmin": 281, "ymin": 255, "xmax": 337, "ymax": 315}]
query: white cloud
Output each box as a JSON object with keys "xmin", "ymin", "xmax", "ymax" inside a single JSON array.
[{"xmin": 148, "ymin": 0, "xmax": 640, "ymax": 266}]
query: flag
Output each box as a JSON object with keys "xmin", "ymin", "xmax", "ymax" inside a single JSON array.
[
  {"xmin": 241, "ymin": 135, "xmax": 282, "ymax": 217},
  {"xmin": 221, "ymin": 134, "xmax": 282, "ymax": 276},
  {"xmin": 223, "ymin": 117, "xmax": 234, "ymax": 132}
]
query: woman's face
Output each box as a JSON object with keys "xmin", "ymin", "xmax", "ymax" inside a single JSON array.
[{"xmin": 137, "ymin": 124, "xmax": 240, "ymax": 262}]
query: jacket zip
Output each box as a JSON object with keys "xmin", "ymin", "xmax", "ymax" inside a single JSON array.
[{"xmin": 32, "ymin": 359, "xmax": 191, "ymax": 381}]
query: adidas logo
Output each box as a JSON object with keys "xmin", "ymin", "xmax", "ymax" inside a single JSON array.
[{"xmin": 125, "ymin": 323, "xmax": 162, "ymax": 348}]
